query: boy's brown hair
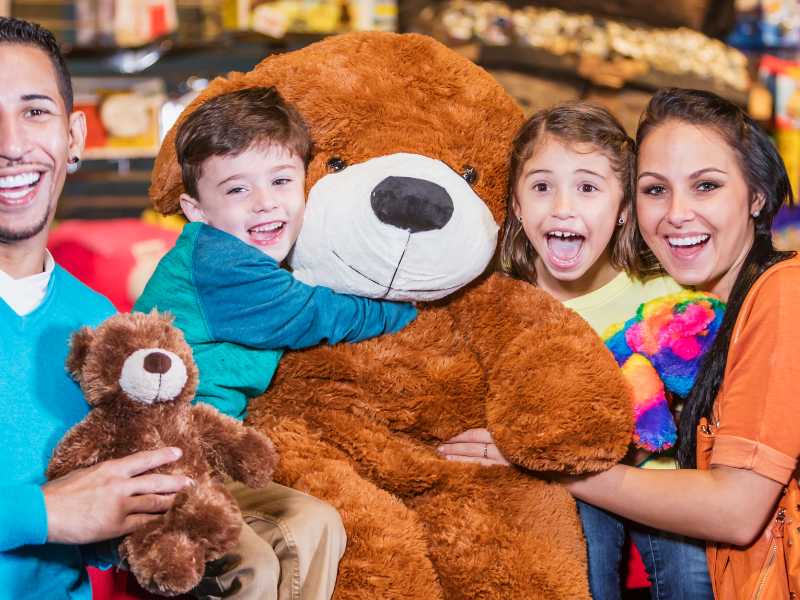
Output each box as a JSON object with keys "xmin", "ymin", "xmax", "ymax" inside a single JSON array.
[
  {"xmin": 499, "ymin": 102, "xmax": 656, "ymax": 284},
  {"xmin": 175, "ymin": 86, "xmax": 312, "ymax": 200}
]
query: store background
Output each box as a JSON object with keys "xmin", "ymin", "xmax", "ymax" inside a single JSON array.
[{"xmin": 2, "ymin": 0, "xmax": 799, "ymax": 597}]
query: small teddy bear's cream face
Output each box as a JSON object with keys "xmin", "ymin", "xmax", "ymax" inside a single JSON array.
[{"xmin": 119, "ymin": 347, "xmax": 188, "ymax": 404}]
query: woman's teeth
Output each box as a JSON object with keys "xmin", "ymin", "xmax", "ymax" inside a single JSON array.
[{"xmin": 668, "ymin": 234, "xmax": 709, "ymax": 247}]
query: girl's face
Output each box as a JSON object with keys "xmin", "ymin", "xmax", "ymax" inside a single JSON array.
[
  {"xmin": 514, "ymin": 135, "xmax": 624, "ymax": 300},
  {"xmin": 636, "ymin": 120, "xmax": 762, "ymax": 301}
]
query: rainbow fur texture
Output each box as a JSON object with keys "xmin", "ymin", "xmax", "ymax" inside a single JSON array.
[{"xmin": 603, "ymin": 291, "xmax": 725, "ymax": 452}]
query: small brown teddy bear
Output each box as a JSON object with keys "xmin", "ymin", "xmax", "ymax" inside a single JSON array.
[{"xmin": 46, "ymin": 311, "xmax": 278, "ymax": 596}]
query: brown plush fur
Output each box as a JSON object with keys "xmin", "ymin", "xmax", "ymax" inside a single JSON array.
[
  {"xmin": 46, "ymin": 312, "xmax": 278, "ymax": 596},
  {"xmin": 150, "ymin": 33, "xmax": 634, "ymax": 599}
]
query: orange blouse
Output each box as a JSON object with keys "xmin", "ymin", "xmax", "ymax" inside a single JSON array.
[{"xmin": 697, "ymin": 255, "xmax": 800, "ymax": 600}]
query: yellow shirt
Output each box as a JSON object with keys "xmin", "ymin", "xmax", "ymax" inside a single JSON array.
[
  {"xmin": 564, "ymin": 271, "xmax": 685, "ymax": 469},
  {"xmin": 563, "ymin": 271, "xmax": 683, "ymax": 338}
]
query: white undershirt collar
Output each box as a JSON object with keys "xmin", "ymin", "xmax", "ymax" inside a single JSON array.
[{"xmin": 0, "ymin": 250, "xmax": 55, "ymax": 316}]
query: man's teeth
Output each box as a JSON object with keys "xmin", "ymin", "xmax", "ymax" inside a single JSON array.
[
  {"xmin": 251, "ymin": 222, "xmax": 283, "ymax": 233},
  {"xmin": 668, "ymin": 234, "xmax": 710, "ymax": 247},
  {"xmin": 0, "ymin": 172, "xmax": 40, "ymax": 189},
  {"xmin": 548, "ymin": 231, "xmax": 582, "ymax": 239}
]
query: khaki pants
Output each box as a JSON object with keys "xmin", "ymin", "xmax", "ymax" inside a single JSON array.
[{"xmin": 193, "ymin": 482, "xmax": 346, "ymax": 600}]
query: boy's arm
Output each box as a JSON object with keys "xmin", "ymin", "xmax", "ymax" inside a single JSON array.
[{"xmin": 193, "ymin": 227, "xmax": 416, "ymax": 349}]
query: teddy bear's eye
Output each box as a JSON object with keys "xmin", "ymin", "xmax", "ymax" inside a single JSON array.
[
  {"xmin": 462, "ymin": 166, "xmax": 478, "ymax": 185},
  {"xmin": 327, "ymin": 157, "xmax": 347, "ymax": 172}
]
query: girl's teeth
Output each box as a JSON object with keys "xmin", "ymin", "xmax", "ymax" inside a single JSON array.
[
  {"xmin": 668, "ymin": 235, "xmax": 709, "ymax": 247},
  {"xmin": 0, "ymin": 172, "xmax": 40, "ymax": 189},
  {"xmin": 549, "ymin": 231, "xmax": 580, "ymax": 239}
]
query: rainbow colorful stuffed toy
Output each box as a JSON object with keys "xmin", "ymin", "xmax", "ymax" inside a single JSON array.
[{"xmin": 604, "ymin": 291, "xmax": 725, "ymax": 452}]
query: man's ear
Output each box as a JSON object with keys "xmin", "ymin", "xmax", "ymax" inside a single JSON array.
[
  {"xmin": 67, "ymin": 326, "xmax": 95, "ymax": 382},
  {"xmin": 67, "ymin": 110, "xmax": 87, "ymax": 162},
  {"xmin": 179, "ymin": 193, "xmax": 207, "ymax": 223}
]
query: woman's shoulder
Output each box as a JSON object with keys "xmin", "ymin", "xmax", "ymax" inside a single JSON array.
[{"xmin": 748, "ymin": 253, "xmax": 800, "ymax": 303}]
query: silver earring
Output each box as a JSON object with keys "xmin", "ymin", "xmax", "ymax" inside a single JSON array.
[
  {"xmin": 618, "ymin": 216, "xmax": 625, "ymax": 226},
  {"xmin": 66, "ymin": 157, "xmax": 81, "ymax": 175},
  {"xmin": 751, "ymin": 210, "xmax": 761, "ymax": 218},
  {"xmin": 518, "ymin": 215, "xmax": 523, "ymax": 224}
]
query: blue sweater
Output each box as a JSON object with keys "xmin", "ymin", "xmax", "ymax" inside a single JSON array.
[
  {"xmin": 0, "ymin": 266, "xmax": 115, "ymax": 599},
  {"xmin": 135, "ymin": 223, "xmax": 417, "ymax": 420}
]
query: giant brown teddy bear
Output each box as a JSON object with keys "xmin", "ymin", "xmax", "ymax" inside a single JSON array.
[{"xmin": 150, "ymin": 32, "xmax": 632, "ymax": 599}]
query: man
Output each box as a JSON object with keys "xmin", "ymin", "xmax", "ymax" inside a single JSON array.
[{"xmin": 0, "ymin": 17, "xmax": 190, "ymax": 599}]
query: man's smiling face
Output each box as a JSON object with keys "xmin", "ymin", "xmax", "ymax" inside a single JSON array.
[{"xmin": 0, "ymin": 44, "xmax": 82, "ymax": 243}]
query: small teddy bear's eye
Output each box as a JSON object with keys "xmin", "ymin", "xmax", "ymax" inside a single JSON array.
[
  {"xmin": 462, "ymin": 166, "xmax": 478, "ymax": 185},
  {"xmin": 327, "ymin": 157, "xmax": 347, "ymax": 172}
]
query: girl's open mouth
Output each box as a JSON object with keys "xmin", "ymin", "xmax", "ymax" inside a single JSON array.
[{"xmin": 545, "ymin": 230, "xmax": 585, "ymax": 269}]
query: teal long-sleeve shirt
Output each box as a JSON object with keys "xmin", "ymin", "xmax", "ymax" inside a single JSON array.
[
  {"xmin": 135, "ymin": 223, "xmax": 417, "ymax": 420},
  {"xmin": 0, "ymin": 265, "xmax": 115, "ymax": 598}
]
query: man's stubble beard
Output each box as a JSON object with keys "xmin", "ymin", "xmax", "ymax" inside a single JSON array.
[{"xmin": 0, "ymin": 197, "xmax": 53, "ymax": 244}]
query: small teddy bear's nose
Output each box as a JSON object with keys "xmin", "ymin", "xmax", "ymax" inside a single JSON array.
[
  {"xmin": 143, "ymin": 351, "xmax": 172, "ymax": 374},
  {"xmin": 371, "ymin": 176, "xmax": 454, "ymax": 233}
]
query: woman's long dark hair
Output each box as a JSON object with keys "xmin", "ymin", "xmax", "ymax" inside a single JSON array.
[{"xmin": 633, "ymin": 89, "xmax": 796, "ymax": 468}]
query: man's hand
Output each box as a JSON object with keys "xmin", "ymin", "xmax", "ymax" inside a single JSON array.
[
  {"xmin": 437, "ymin": 428, "xmax": 511, "ymax": 466},
  {"xmin": 42, "ymin": 447, "xmax": 193, "ymax": 545}
]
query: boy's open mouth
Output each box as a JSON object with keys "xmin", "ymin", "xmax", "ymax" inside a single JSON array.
[
  {"xmin": 0, "ymin": 171, "xmax": 42, "ymax": 207},
  {"xmin": 248, "ymin": 221, "xmax": 286, "ymax": 246},
  {"xmin": 545, "ymin": 230, "xmax": 585, "ymax": 268},
  {"xmin": 666, "ymin": 234, "xmax": 710, "ymax": 260}
]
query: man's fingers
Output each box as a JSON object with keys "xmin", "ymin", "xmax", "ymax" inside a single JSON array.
[
  {"xmin": 444, "ymin": 428, "xmax": 493, "ymax": 444},
  {"xmin": 124, "ymin": 473, "xmax": 193, "ymax": 496},
  {"xmin": 121, "ymin": 513, "xmax": 162, "ymax": 535},
  {"xmin": 126, "ymin": 493, "xmax": 176, "ymax": 516},
  {"xmin": 113, "ymin": 447, "xmax": 183, "ymax": 478}
]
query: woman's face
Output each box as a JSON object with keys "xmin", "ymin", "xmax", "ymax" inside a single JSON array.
[{"xmin": 636, "ymin": 120, "xmax": 761, "ymax": 300}]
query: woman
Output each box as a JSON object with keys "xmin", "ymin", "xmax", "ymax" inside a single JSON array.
[{"xmin": 440, "ymin": 88, "xmax": 800, "ymax": 598}]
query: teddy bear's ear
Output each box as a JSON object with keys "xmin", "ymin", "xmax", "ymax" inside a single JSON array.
[{"xmin": 66, "ymin": 326, "xmax": 95, "ymax": 381}]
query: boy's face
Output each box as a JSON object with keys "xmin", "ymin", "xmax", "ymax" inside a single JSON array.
[{"xmin": 180, "ymin": 144, "xmax": 305, "ymax": 263}]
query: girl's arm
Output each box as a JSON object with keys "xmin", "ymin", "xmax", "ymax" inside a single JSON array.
[{"xmin": 566, "ymin": 464, "xmax": 783, "ymax": 547}]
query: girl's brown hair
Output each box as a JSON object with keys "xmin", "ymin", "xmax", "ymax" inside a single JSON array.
[{"xmin": 499, "ymin": 102, "xmax": 647, "ymax": 284}]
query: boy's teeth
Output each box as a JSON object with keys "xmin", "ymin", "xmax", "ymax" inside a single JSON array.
[
  {"xmin": 668, "ymin": 234, "xmax": 709, "ymax": 247},
  {"xmin": 0, "ymin": 172, "xmax": 40, "ymax": 189},
  {"xmin": 251, "ymin": 223, "xmax": 283, "ymax": 232}
]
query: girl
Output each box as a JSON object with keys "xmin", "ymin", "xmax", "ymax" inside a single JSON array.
[
  {"xmin": 442, "ymin": 89, "xmax": 800, "ymax": 599},
  {"xmin": 440, "ymin": 102, "xmax": 712, "ymax": 599}
]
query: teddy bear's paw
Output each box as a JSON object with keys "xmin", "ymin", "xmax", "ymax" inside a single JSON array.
[{"xmin": 127, "ymin": 530, "xmax": 206, "ymax": 596}]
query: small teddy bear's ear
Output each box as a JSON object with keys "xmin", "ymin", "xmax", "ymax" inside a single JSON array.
[{"xmin": 66, "ymin": 326, "xmax": 95, "ymax": 382}]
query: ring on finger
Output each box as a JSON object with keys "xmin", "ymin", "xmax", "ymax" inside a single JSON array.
[{"xmin": 483, "ymin": 443, "xmax": 488, "ymax": 459}]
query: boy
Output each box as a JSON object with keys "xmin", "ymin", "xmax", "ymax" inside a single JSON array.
[{"xmin": 135, "ymin": 87, "xmax": 417, "ymax": 600}]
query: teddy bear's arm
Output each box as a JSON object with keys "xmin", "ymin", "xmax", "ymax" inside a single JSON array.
[
  {"xmin": 448, "ymin": 273, "xmax": 633, "ymax": 473},
  {"xmin": 46, "ymin": 414, "xmax": 119, "ymax": 480},
  {"xmin": 191, "ymin": 403, "xmax": 278, "ymax": 487}
]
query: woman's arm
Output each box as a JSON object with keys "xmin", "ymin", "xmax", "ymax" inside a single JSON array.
[
  {"xmin": 566, "ymin": 464, "xmax": 783, "ymax": 547},
  {"xmin": 438, "ymin": 427, "xmax": 784, "ymax": 546}
]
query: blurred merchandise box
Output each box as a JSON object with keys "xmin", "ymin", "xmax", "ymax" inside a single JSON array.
[
  {"xmin": 729, "ymin": 0, "xmax": 800, "ymax": 49},
  {"xmin": 74, "ymin": 77, "xmax": 166, "ymax": 159},
  {"xmin": 224, "ymin": 0, "xmax": 397, "ymax": 35}
]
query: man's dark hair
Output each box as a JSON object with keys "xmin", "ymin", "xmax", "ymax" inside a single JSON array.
[
  {"xmin": 0, "ymin": 17, "xmax": 73, "ymax": 112},
  {"xmin": 175, "ymin": 87, "xmax": 312, "ymax": 200}
]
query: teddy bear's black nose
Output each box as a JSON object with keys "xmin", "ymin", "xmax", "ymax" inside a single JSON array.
[
  {"xmin": 371, "ymin": 176, "xmax": 454, "ymax": 233},
  {"xmin": 143, "ymin": 351, "xmax": 172, "ymax": 374}
]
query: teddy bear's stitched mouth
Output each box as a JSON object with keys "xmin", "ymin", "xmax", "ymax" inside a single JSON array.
[{"xmin": 331, "ymin": 248, "xmax": 464, "ymax": 298}]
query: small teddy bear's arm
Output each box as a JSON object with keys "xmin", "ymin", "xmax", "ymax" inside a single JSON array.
[
  {"xmin": 46, "ymin": 415, "xmax": 117, "ymax": 480},
  {"xmin": 191, "ymin": 403, "xmax": 278, "ymax": 488}
]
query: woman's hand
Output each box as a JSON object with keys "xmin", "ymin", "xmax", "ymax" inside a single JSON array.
[{"xmin": 437, "ymin": 428, "xmax": 511, "ymax": 466}]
